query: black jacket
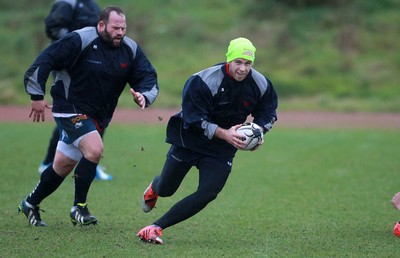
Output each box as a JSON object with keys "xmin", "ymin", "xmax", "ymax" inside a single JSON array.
[{"xmin": 166, "ymin": 63, "xmax": 278, "ymax": 158}]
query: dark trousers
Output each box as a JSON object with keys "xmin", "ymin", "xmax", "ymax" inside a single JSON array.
[{"xmin": 152, "ymin": 145, "xmax": 233, "ymax": 229}]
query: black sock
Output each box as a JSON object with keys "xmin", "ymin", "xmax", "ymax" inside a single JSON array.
[
  {"xmin": 73, "ymin": 157, "xmax": 97, "ymax": 206},
  {"xmin": 26, "ymin": 165, "xmax": 65, "ymax": 206}
]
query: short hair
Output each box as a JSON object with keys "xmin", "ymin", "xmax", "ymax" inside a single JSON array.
[{"xmin": 99, "ymin": 6, "xmax": 125, "ymax": 23}]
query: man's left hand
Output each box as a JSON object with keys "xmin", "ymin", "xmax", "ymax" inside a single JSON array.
[{"xmin": 130, "ymin": 88, "xmax": 145, "ymax": 109}]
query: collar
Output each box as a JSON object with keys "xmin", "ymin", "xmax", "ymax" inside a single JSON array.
[{"xmin": 225, "ymin": 62, "xmax": 234, "ymax": 79}]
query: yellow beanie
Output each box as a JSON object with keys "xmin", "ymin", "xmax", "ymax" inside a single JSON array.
[{"xmin": 226, "ymin": 37, "xmax": 256, "ymax": 63}]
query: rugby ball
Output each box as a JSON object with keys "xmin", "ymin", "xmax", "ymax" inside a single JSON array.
[{"xmin": 236, "ymin": 122, "xmax": 263, "ymax": 151}]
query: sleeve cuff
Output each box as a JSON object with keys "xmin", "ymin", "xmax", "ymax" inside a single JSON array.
[
  {"xmin": 201, "ymin": 120, "xmax": 218, "ymax": 140},
  {"xmin": 30, "ymin": 95, "xmax": 44, "ymax": 101}
]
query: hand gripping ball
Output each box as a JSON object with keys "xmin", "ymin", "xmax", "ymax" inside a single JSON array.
[{"xmin": 236, "ymin": 122, "xmax": 263, "ymax": 151}]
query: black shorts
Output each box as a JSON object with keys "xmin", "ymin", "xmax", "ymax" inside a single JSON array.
[{"xmin": 54, "ymin": 115, "xmax": 98, "ymax": 145}]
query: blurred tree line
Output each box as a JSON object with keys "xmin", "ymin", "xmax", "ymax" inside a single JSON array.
[{"xmin": 0, "ymin": 0, "xmax": 399, "ymax": 111}]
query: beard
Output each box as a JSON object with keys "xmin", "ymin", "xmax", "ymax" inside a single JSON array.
[{"xmin": 99, "ymin": 29, "xmax": 123, "ymax": 48}]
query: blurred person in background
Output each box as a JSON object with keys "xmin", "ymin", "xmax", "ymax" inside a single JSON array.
[{"xmin": 40, "ymin": 0, "xmax": 113, "ymax": 180}]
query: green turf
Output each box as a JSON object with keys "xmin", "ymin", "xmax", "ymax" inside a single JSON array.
[{"xmin": 1, "ymin": 123, "xmax": 400, "ymax": 257}]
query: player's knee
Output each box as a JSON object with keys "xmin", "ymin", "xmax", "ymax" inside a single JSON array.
[
  {"xmin": 79, "ymin": 133, "xmax": 103, "ymax": 162},
  {"xmin": 85, "ymin": 151, "xmax": 103, "ymax": 163},
  {"xmin": 53, "ymin": 161, "xmax": 76, "ymax": 176},
  {"xmin": 83, "ymin": 145, "xmax": 103, "ymax": 163},
  {"xmin": 198, "ymin": 190, "xmax": 219, "ymax": 204},
  {"xmin": 206, "ymin": 191, "xmax": 219, "ymax": 202}
]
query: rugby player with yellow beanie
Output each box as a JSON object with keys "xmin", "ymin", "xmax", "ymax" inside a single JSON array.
[{"xmin": 137, "ymin": 37, "xmax": 278, "ymax": 244}]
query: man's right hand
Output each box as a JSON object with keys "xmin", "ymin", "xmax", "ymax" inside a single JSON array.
[{"xmin": 215, "ymin": 124, "xmax": 248, "ymax": 150}]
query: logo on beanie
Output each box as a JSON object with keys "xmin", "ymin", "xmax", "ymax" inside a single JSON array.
[{"xmin": 243, "ymin": 49, "xmax": 254, "ymax": 58}]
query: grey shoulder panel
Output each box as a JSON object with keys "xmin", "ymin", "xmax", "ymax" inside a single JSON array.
[
  {"xmin": 194, "ymin": 65, "xmax": 224, "ymax": 96},
  {"xmin": 75, "ymin": 27, "xmax": 98, "ymax": 50},
  {"xmin": 122, "ymin": 37, "xmax": 138, "ymax": 59},
  {"xmin": 251, "ymin": 68, "xmax": 268, "ymax": 95}
]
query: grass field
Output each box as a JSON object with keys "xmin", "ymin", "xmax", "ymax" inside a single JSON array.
[{"xmin": 1, "ymin": 123, "xmax": 400, "ymax": 257}]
